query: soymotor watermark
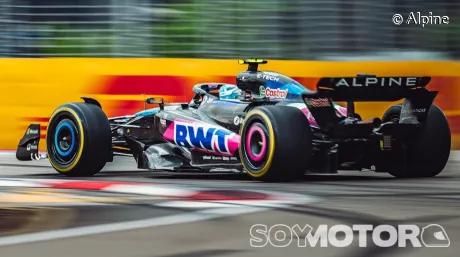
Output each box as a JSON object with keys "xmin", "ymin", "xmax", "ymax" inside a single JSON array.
[
  {"xmin": 250, "ymin": 224, "xmax": 450, "ymax": 248},
  {"xmin": 392, "ymin": 12, "xmax": 449, "ymax": 27}
]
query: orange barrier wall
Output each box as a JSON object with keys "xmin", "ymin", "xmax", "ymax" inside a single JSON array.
[{"xmin": 0, "ymin": 58, "xmax": 459, "ymax": 151}]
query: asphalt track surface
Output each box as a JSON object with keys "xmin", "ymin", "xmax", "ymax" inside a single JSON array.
[{"xmin": 0, "ymin": 152, "xmax": 459, "ymax": 257}]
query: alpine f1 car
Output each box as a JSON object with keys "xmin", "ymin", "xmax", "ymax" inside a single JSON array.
[{"xmin": 16, "ymin": 59, "xmax": 451, "ymax": 181}]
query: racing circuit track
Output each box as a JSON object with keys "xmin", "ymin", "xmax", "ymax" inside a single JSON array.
[{"xmin": 0, "ymin": 152, "xmax": 459, "ymax": 257}]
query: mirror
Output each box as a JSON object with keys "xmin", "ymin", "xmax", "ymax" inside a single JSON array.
[{"xmin": 146, "ymin": 97, "xmax": 163, "ymax": 104}]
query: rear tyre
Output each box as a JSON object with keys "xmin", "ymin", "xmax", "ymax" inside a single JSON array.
[
  {"xmin": 239, "ymin": 106, "xmax": 312, "ymax": 182},
  {"xmin": 46, "ymin": 102, "xmax": 111, "ymax": 176},
  {"xmin": 382, "ymin": 104, "xmax": 402, "ymax": 123},
  {"xmin": 380, "ymin": 104, "xmax": 451, "ymax": 178}
]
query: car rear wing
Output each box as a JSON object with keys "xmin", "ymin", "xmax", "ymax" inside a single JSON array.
[
  {"xmin": 315, "ymin": 74, "xmax": 432, "ymax": 102},
  {"xmin": 301, "ymin": 74, "xmax": 438, "ymax": 135}
]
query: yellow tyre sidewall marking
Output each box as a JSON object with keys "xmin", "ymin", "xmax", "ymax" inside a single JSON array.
[
  {"xmin": 112, "ymin": 146, "xmax": 130, "ymax": 151},
  {"xmin": 239, "ymin": 110, "xmax": 275, "ymax": 178},
  {"xmin": 47, "ymin": 107, "xmax": 85, "ymax": 173}
]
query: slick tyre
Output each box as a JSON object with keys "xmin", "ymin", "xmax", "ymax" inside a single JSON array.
[
  {"xmin": 381, "ymin": 104, "xmax": 451, "ymax": 178},
  {"xmin": 239, "ymin": 106, "xmax": 312, "ymax": 182},
  {"xmin": 381, "ymin": 104, "xmax": 402, "ymax": 123},
  {"xmin": 46, "ymin": 102, "xmax": 111, "ymax": 176}
]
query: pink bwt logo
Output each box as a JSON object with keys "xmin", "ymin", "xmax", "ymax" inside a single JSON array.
[{"xmin": 164, "ymin": 120, "xmax": 240, "ymax": 156}]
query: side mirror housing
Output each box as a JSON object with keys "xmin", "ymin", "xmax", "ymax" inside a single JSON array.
[
  {"xmin": 146, "ymin": 97, "xmax": 163, "ymax": 105},
  {"xmin": 145, "ymin": 97, "xmax": 164, "ymax": 110}
]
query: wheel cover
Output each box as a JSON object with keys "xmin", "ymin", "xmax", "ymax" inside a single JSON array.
[
  {"xmin": 49, "ymin": 119, "xmax": 80, "ymax": 167},
  {"xmin": 240, "ymin": 118, "xmax": 272, "ymax": 174},
  {"xmin": 54, "ymin": 121, "xmax": 76, "ymax": 157},
  {"xmin": 246, "ymin": 125, "xmax": 267, "ymax": 162}
]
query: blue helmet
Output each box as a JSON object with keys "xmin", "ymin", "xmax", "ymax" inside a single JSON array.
[{"xmin": 219, "ymin": 84, "xmax": 241, "ymax": 99}]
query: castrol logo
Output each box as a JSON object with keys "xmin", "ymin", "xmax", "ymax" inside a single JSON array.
[{"xmin": 259, "ymin": 86, "xmax": 288, "ymax": 99}]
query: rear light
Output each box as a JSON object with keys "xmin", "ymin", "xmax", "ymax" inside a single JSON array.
[{"xmin": 381, "ymin": 135, "xmax": 392, "ymax": 149}]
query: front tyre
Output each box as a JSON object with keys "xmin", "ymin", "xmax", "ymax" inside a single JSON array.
[
  {"xmin": 381, "ymin": 104, "xmax": 451, "ymax": 178},
  {"xmin": 239, "ymin": 106, "xmax": 313, "ymax": 182},
  {"xmin": 47, "ymin": 102, "xmax": 111, "ymax": 176}
]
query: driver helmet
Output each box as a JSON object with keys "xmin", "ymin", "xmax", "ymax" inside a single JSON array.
[{"xmin": 219, "ymin": 84, "xmax": 241, "ymax": 99}]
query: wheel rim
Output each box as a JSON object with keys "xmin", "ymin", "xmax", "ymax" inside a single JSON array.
[
  {"xmin": 246, "ymin": 126, "xmax": 267, "ymax": 162},
  {"xmin": 54, "ymin": 122, "xmax": 75, "ymax": 157},
  {"xmin": 242, "ymin": 120, "xmax": 270, "ymax": 173},
  {"xmin": 48, "ymin": 118, "xmax": 80, "ymax": 167}
]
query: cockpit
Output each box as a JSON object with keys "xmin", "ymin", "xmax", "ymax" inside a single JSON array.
[{"xmin": 188, "ymin": 59, "xmax": 311, "ymax": 107}]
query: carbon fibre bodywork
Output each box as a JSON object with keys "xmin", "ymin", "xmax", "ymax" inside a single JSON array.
[{"xmin": 108, "ymin": 82, "xmax": 347, "ymax": 172}]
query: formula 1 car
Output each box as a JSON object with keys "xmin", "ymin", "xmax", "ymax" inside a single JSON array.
[{"xmin": 16, "ymin": 59, "xmax": 451, "ymax": 181}]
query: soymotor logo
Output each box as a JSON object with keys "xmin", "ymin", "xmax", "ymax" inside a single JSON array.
[{"xmin": 250, "ymin": 224, "xmax": 450, "ymax": 248}]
